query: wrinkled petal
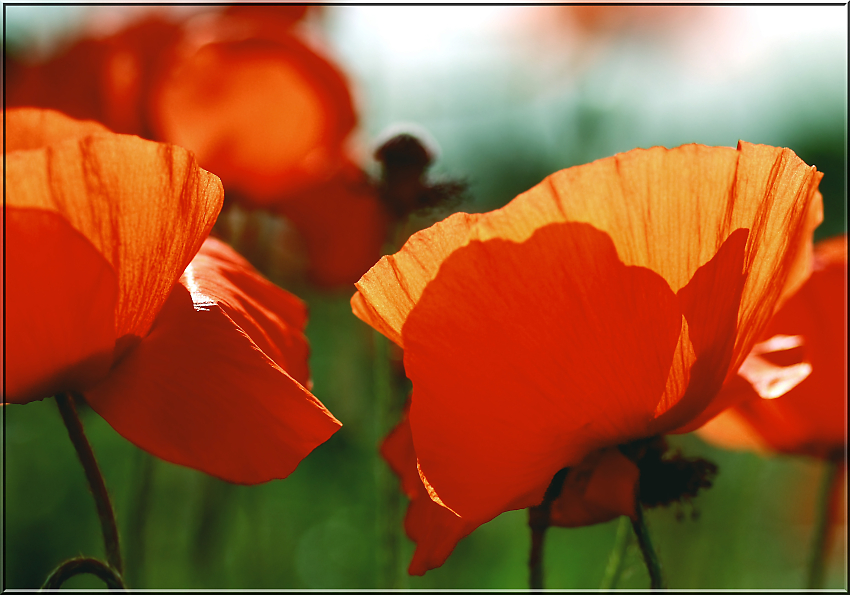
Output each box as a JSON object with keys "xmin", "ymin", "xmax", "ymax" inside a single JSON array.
[
  {"xmin": 152, "ymin": 30, "xmax": 355, "ymax": 205},
  {"xmin": 6, "ymin": 109, "xmax": 224, "ymax": 342},
  {"xmin": 699, "ymin": 234, "xmax": 846, "ymax": 459},
  {"xmin": 352, "ymin": 211, "xmax": 481, "ymax": 347},
  {"xmin": 405, "ymin": 222, "xmax": 681, "ymax": 523},
  {"xmin": 5, "ymin": 107, "xmax": 108, "ymax": 152},
  {"xmin": 381, "ymin": 408, "xmax": 477, "ymax": 576},
  {"xmin": 550, "ymin": 448, "xmax": 639, "ymax": 528},
  {"xmin": 183, "ymin": 237, "xmax": 311, "ymax": 387},
  {"xmin": 276, "ymin": 164, "xmax": 389, "ymax": 288},
  {"xmin": 4, "ymin": 208, "xmax": 118, "ymax": 404},
  {"xmin": 85, "ymin": 261, "xmax": 341, "ymax": 483}
]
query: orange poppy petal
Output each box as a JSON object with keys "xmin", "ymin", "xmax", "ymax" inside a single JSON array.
[
  {"xmin": 381, "ymin": 410, "xmax": 478, "ymax": 576},
  {"xmin": 5, "ymin": 107, "xmax": 109, "ymax": 152},
  {"xmin": 699, "ymin": 234, "xmax": 847, "ymax": 458},
  {"xmin": 276, "ymin": 165, "xmax": 389, "ymax": 288},
  {"xmin": 405, "ymin": 221, "xmax": 681, "ymax": 523},
  {"xmin": 6, "ymin": 119, "xmax": 223, "ymax": 342},
  {"xmin": 85, "ymin": 279, "xmax": 341, "ymax": 484},
  {"xmin": 550, "ymin": 448, "xmax": 639, "ymax": 528},
  {"xmin": 182, "ymin": 237, "xmax": 311, "ymax": 387},
  {"xmin": 152, "ymin": 31, "xmax": 355, "ymax": 205},
  {"xmin": 353, "ymin": 211, "xmax": 481, "ymax": 347},
  {"xmin": 4, "ymin": 208, "xmax": 118, "ymax": 404}
]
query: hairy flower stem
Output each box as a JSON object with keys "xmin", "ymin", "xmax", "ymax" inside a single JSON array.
[
  {"xmin": 55, "ymin": 393, "xmax": 123, "ymax": 576},
  {"xmin": 41, "ymin": 557, "xmax": 127, "ymax": 590},
  {"xmin": 806, "ymin": 458, "xmax": 841, "ymax": 589},
  {"xmin": 600, "ymin": 515, "xmax": 632, "ymax": 589},
  {"xmin": 631, "ymin": 504, "xmax": 665, "ymax": 589}
]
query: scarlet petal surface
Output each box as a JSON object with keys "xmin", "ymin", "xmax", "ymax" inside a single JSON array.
[
  {"xmin": 152, "ymin": 33, "xmax": 355, "ymax": 204},
  {"xmin": 699, "ymin": 235, "xmax": 847, "ymax": 459},
  {"xmin": 381, "ymin": 410, "xmax": 477, "ymax": 576},
  {"xmin": 405, "ymin": 222, "xmax": 681, "ymax": 523},
  {"xmin": 4, "ymin": 209, "xmax": 118, "ymax": 404},
  {"xmin": 6, "ymin": 125, "xmax": 223, "ymax": 341},
  {"xmin": 183, "ymin": 237, "xmax": 311, "ymax": 386},
  {"xmin": 85, "ymin": 271, "xmax": 341, "ymax": 483},
  {"xmin": 549, "ymin": 448, "xmax": 639, "ymax": 528}
]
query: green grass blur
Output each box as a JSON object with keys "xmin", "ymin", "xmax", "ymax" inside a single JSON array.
[{"xmin": 4, "ymin": 5, "xmax": 847, "ymax": 589}]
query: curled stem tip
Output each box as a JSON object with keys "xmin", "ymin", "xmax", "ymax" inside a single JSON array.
[
  {"xmin": 41, "ymin": 557, "xmax": 126, "ymax": 590},
  {"xmin": 55, "ymin": 393, "xmax": 123, "ymax": 575}
]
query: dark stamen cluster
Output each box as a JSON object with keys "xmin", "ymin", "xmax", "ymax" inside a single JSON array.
[{"xmin": 620, "ymin": 436, "xmax": 718, "ymax": 509}]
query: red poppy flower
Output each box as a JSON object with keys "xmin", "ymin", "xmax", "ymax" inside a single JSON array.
[
  {"xmin": 354, "ymin": 142, "xmax": 823, "ymax": 548},
  {"xmin": 698, "ymin": 234, "xmax": 846, "ymax": 460},
  {"xmin": 6, "ymin": 15, "xmax": 182, "ymax": 138},
  {"xmin": 150, "ymin": 15, "xmax": 356, "ymax": 207},
  {"xmin": 4, "ymin": 108, "xmax": 341, "ymax": 483}
]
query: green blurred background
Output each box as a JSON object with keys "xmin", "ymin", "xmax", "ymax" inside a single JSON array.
[{"xmin": 4, "ymin": 5, "xmax": 847, "ymax": 589}]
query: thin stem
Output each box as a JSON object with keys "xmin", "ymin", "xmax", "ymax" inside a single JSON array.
[
  {"xmin": 55, "ymin": 393, "xmax": 123, "ymax": 575},
  {"xmin": 631, "ymin": 504, "xmax": 665, "ymax": 589},
  {"xmin": 124, "ymin": 450, "xmax": 155, "ymax": 588},
  {"xmin": 41, "ymin": 557, "xmax": 126, "ymax": 590},
  {"xmin": 600, "ymin": 515, "xmax": 632, "ymax": 589},
  {"xmin": 806, "ymin": 458, "xmax": 840, "ymax": 589},
  {"xmin": 528, "ymin": 468, "xmax": 569, "ymax": 590}
]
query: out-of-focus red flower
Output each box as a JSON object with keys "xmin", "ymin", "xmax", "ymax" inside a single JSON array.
[
  {"xmin": 354, "ymin": 141, "xmax": 823, "ymax": 571},
  {"xmin": 698, "ymin": 234, "xmax": 847, "ymax": 460},
  {"xmin": 150, "ymin": 13, "xmax": 357, "ymax": 207},
  {"xmin": 275, "ymin": 161, "xmax": 390, "ymax": 288},
  {"xmin": 3, "ymin": 108, "xmax": 341, "ymax": 483},
  {"xmin": 6, "ymin": 15, "xmax": 182, "ymax": 138},
  {"xmin": 382, "ymin": 404, "xmax": 639, "ymax": 575}
]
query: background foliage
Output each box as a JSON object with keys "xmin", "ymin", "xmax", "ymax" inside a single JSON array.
[{"xmin": 4, "ymin": 5, "xmax": 847, "ymax": 589}]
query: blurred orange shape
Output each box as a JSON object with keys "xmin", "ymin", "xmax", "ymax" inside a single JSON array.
[
  {"xmin": 6, "ymin": 16, "xmax": 182, "ymax": 137},
  {"xmin": 354, "ymin": 142, "xmax": 823, "ymax": 545},
  {"xmin": 699, "ymin": 234, "xmax": 847, "ymax": 460},
  {"xmin": 151, "ymin": 24, "xmax": 356, "ymax": 207},
  {"xmin": 276, "ymin": 162, "xmax": 389, "ymax": 288},
  {"xmin": 4, "ymin": 108, "xmax": 341, "ymax": 483}
]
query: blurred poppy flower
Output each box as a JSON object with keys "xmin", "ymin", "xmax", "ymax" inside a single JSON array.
[
  {"xmin": 354, "ymin": 141, "xmax": 823, "ymax": 551},
  {"xmin": 150, "ymin": 12, "xmax": 357, "ymax": 206},
  {"xmin": 6, "ymin": 15, "xmax": 182, "ymax": 138},
  {"xmin": 698, "ymin": 234, "xmax": 847, "ymax": 460},
  {"xmin": 3, "ymin": 108, "xmax": 341, "ymax": 483}
]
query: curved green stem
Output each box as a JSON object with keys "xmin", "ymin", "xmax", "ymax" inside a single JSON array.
[
  {"xmin": 600, "ymin": 515, "xmax": 632, "ymax": 589},
  {"xmin": 55, "ymin": 393, "xmax": 123, "ymax": 575},
  {"xmin": 631, "ymin": 505, "xmax": 665, "ymax": 589},
  {"xmin": 806, "ymin": 458, "xmax": 840, "ymax": 589},
  {"xmin": 41, "ymin": 557, "xmax": 126, "ymax": 590},
  {"xmin": 528, "ymin": 467, "xmax": 569, "ymax": 590}
]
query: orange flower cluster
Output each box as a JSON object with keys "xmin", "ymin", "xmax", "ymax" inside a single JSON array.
[
  {"xmin": 354, "ymin": 141, "xmax": 825, "ymax": 574},
  {"xmin": 3, "ymin": 108, "xmax": 341, "ymax": 483},
  {"xmin": 7, "ymin": 6, "xmax": 387, "ymax": 287}
]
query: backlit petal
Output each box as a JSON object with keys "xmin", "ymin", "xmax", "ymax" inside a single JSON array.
[
  {"xmin": 699, "ymin": 234, "xmax": 846, "ymax": 458},
  {"xmin": 85, "ymin": 278, "xmax": 340, "ymax": 484},
  {"xmin": 6, "ymin": 124, "xmax": 223, "ymax": 342},
  {"xmin": 4, "ymin": 208, "xmax": 118, "ymax": 404},
  {"xmin": 5, "ymin": 107, "xmax": 108, "ymax": 152},
  {"xmin": 381, "ymin": 409, "xmax": 477, "ymax": 576},
  {"xmin": 405, "ymin": 222, "xmax": 681, "ymax": 523}
]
